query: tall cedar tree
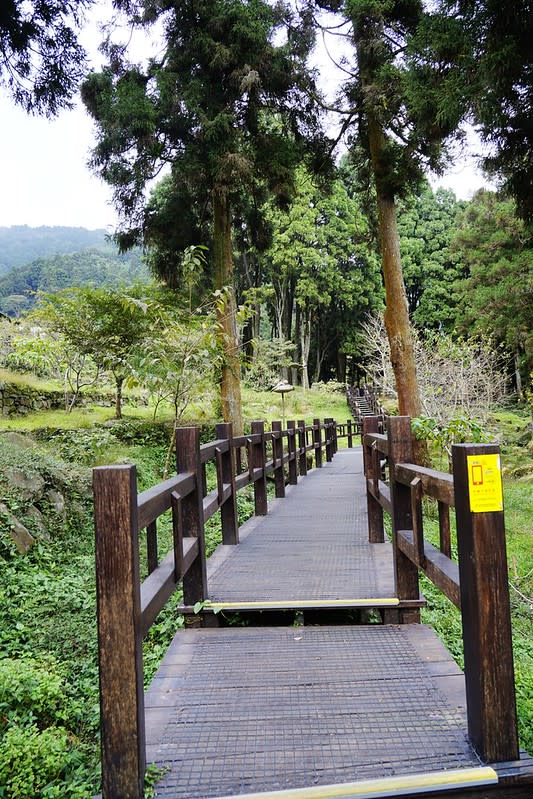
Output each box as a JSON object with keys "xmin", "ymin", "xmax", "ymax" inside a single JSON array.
[
  {"xmin": 439, "ymin": 1, "xmax": 533, "ymax": 223},
  {"xmin": 82, "ymin": 0, "xmax": 330, "ymax": 434},
  {"xmin": 315, "ymin": 1, "xmax": 467, "ymax": 458},
  {"xmin": 0, "ymin": 0, "xmax": 93, "ymax": 114}
]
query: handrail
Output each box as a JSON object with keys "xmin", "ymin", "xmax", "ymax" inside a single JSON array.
[
  {"xmin": 362, "ymin": 414, "xmax": 519, "ymax": 765},
  {"xmin": 93, "ymin": 414, "xmax": 358, "ymax": 799}
]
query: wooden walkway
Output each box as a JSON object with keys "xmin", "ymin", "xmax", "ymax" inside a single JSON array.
[
  {"xmin": 206, "ymin": 449, "xmax": 396, "ymax": 610},
  {"xmin": 142, "ymin": 449, "xmax": 494, "ymax": 798}
]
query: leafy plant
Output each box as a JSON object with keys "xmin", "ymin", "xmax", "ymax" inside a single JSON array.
[{"xmin": 412, "ymin": 415, "xmax": 490, "ymax": 462}]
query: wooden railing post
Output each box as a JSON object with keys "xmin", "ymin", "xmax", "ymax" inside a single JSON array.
[
  {"xmin": 287, "ymin": 420, "xmax": 298, "ymax": 484},
  {"xmin": 452, "ymin": 443, "xmax": 519, "ymax": 762},
  {"xmin": 298, "ymin": 419, "xmax": 308, "ymax": 476},
  {"xmin": 93, "ymin": 465, "xmax": 145, "ymax": 799},
  {"xmin": 362, "ymin": 416, "xmax": 384, "ymax": 544},
  {"xmin": 175, "ymin": 427, "xmax": 207, "ymax": 606},
  {"xmin": 271, "ymin": 420, "xmax": 285, "ymax": 498},
  {"xmin": 215, "ymin": 422, "xmax": 238, "ymax": 545},
  {"xmin": 387, "ymin": 416, "xmax": 420, "ymax": 622},
  {"xmin": 347, "ymin": 419, "xmax": 353, "ymax": 449},
  {"xmin": 333, "ymin": 419, "xmax": 338, "ymax": 453},
  {"xmin": 313, "ymin": 418, "xmax": 323, "ymax": 468},
  {"xmin": 325, "ymin": 418, "xmax": 333, "ymax": 462},
  {"xmin": 251, "ymin": 420, "xmax": 268, "ymax": 514}
]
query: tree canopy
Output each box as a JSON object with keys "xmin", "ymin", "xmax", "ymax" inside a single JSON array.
[
  {"xmin": 81, "ymin": 0, "xmax": 332, "ymax": 433},
  {"xmin": 0, "ymin": 0, "xmax": 93, "ymax": 115}
]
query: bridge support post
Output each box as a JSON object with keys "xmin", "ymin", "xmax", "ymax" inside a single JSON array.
[
  {"xmin": 251, "ymin": 420, "xmax": 268, "ymax": 514},
  {"xmin": 362, "ymin": 416, "xmax": 384, "ymax": 544},
  {"xmin": 176, "ymin": 427, "xmax": 208, "ymax": 608},
  {"xmin": 216, "ymin": 422, "xmax": 239, "ymax": 545},
  {"xmin": 387, "ymin": 416, "xmax": 420, "ymax": 623},
  {"xmin": 325, "ymin": 418, "xmax": 333, "ymax": 462},
  {"xmin": 452, "ymin": 443, "xmax": 519, "ymax": 763},
  {"xmin": 313, "ymin": 418, "xmax": 322, "ymax": 468},
  {"xmin": 287, "ymin": 420, "xmax": 298, "ymax": 484},
  {"xmin": 93, "ymin": 465, "xmax": 146, "ymax": 799},
  {"xmin": 347, "ymin": 419, "xmax": 353, "ymax": 448}
]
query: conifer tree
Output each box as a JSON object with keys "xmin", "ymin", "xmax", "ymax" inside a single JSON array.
[
  {"xmin": 82, "ymin": 0, "xmax": 330, "ymax": 433},
  {"xmin": 312, "ymin": 1, "xmax": 466, "ymax": 455}
]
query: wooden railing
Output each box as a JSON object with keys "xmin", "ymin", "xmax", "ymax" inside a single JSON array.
[
  {"xmin": 362, "ymin": 415, "xmax": 519, "ymax": 765},
  {"xmin": 93, "ymin": 416, "xmax": 357, "ymax": 799}
]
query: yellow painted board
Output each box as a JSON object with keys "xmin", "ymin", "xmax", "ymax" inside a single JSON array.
[
  {"xmin": 213, "ymin": 766, "xmax": 498, "ymax": 799},
  {"xmin": 205, "ymin": 598, "xmax": 400, "ymax": 610},
  {"xmin": 467, "ymin": 453, "xmax": 503, "ymax": 513}
]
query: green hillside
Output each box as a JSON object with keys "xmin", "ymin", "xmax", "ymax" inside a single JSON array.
[
  {"xmin": 0, "ymin": 226, "xmax": 111, "ymax": 273},
  {"xmin": 0, "ymin": 248, "xmax": 149, "ymax": 316}
]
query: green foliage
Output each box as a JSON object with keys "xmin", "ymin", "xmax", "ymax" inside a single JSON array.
[
  {"xmin": 244, "ymin": 338, "xmax": 295, "ymax": 391},
  {"xmin": 0, "ymin": 247, "xmax": 148, "ymax": 316},
  {"xmin": 0, "ymin": 3, "xmax": 92, "ymax": 116},
  {"xmin": 0, "ymin": 658, "xmax": 65, "ymax": 730},
  {"xmin": 130, "ymin": 292, "xmax": 220, "ymax": 423},
  {"xmin": 5, "ymin": 334, "xmax": 63, "ymax": 378},
  {"xmin": 435, "ymin": 1, "xmax": 533, "ymax": 222},
  {"xmin": 412, "ymin": 415, "xmax": 490, "ymax": 460},
  {"xmin": 397, "ymin": 183, "xmax": 464, "ymax": 330},
  {"xmin": 451, "ymin": 190, "xmax": 533, "ymax": 387},
  {"xmin": 0, "ymin": 723, "xmax": 91, "ymax": 799},
  {"xmin": 34, "ymin": 285, "xmax": 157, "ymax": 418},
  {"xmin": 263, "ymin": 170, "xmax": 382, "ymax": 383}
]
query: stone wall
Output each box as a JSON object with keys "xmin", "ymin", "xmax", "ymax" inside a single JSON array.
[{"xmin": 0, "ymin": 381, "xmax": 65, "ymax": 416}]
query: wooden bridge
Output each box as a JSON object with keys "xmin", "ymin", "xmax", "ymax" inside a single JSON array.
[{"xmin": 93, "ymin": 417, "xmax": 533, "ymax": 799}]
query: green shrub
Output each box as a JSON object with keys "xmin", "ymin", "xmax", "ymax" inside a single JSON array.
[
  {"xmin": 0, "ymin": 724, "xmax": 91, "ymax": 799},
  {"xmin": 0, "ymin": 658, "xmax": 65, "ymax": 730}
]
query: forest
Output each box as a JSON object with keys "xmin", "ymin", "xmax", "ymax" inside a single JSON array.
[{"xmin": 0, "ymin": 0, "xmax": 532, "ymax": 797}]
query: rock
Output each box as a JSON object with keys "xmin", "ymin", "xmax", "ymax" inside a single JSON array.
[
  {"xmin": 24, "ymin": 505, "xmax": 50, "ymax": 540},
  {"xmin": 45, "ymin": 490, "xmax": 66, "ymax": 521},
  {"xmin": 0, "ymin": 432, "xmax": 35, "ymax": 450},
  {"xmin": 0, "ymin": 502, "xmax": 35, "ymax": 554},
  {"xmin": 4, "ymin": 469, "xmax": 45, "ymax": 500}
]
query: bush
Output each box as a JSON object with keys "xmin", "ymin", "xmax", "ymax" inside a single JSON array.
[
  {"xmin": 310, "ymin": 380, "xmax": 346, "ymax": 394},
  {"xmin": 0, "ymin": 723, "xmax": 90, "ymax": 799},
  {"xmin": 0, "ymin": 658, "xmax": 66, "ymax": 730}
]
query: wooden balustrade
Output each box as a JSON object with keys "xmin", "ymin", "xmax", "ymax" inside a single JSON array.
[
  {"xmin": 362, "ymin": 414, "xmax": 519, "ymax": 764},
  {"xmin": 94, "ymin": 416, "xmax": 356, "ymax": 799}
]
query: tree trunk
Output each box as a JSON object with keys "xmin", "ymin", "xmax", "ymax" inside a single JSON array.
[
  {"xmin": 357, "ymin": 43, "xmax": 427, "ymax": 463},
  {"xmin": 300, "ymin": 313, "xmax": 311, "ymax": 391},
  {"xmin": 336, "ymin": 350, "xmax": 346, "ymax": 383},
  {"xmin": 375, "ymin": 190, "xmax": 421, "ymax": 419},
  {"xmin": 514, "ymin": 352, "xmax": 523, "ymax": 399},
  {"xmin": 115, "ymin": 375, "xmax": 123, "ymax": 419},
  {"xmin": 212, "ymin": 187, "xmax": 244, "ymax": 436}
]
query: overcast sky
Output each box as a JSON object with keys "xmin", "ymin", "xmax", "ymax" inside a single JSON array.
[{"xmin": 0, "ymin": 7, "xmax": 492, "ymax": 231}]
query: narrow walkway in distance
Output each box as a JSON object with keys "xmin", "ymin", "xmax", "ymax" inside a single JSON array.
[
  {"xmin": 143, "ymin": 447, "xmax": 493, "ymax": 799},
  {"xmin": 206, "ymin": 448, "xmax": 395, "ymax": 609}
]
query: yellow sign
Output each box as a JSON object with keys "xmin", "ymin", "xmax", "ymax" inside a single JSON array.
[{"xmin": 467, "ymin": 454, "xmax": 503, "ymax": 513}]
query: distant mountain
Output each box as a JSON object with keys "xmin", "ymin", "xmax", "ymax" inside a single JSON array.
[
  {"xmin": 0, "ymin": 226, "xmax": 111, "ymax": 273},
  {"xmin": 0, "ymin": 248, "xmax": 150, "ymax": 316}
]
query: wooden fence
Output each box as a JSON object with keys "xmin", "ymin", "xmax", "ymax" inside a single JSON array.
[
  {"xmin": 93, "ymin": 417, "xmax": 355, "ymax": 799},
  {"xmin": 362, "ymin": 415, "xmax": 519, "ymax": 765}
]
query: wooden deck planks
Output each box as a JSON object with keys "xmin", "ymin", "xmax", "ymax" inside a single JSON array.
[
  {"xmin": 205, "ymin": 449, "xmax": 397, "ymax": 607},
  {"xmin": 144, "ymin": 624, "xmax": 482, "ymax": 799}
]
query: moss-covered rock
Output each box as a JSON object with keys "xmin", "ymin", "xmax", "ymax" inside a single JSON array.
[{"xmin": 0, "ymin": 434, "xmax": 90, "ymax": 555}]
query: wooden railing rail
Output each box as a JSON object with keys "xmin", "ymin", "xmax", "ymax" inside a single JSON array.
[
  {"xmin": 362, "ymin": 414, "xmax": 519, "ymax": 765},
  {"xmin": 94, "ymin": 416, "xmax": 357, "ymax": 799}
]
